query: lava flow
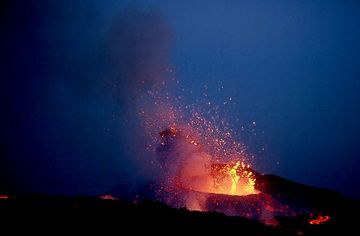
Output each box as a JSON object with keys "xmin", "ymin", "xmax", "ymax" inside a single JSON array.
[{"xmin": 308, "ymin": 214, "xmax": 331, "ymax": 225}]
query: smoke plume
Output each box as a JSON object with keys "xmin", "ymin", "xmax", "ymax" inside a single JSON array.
[{"xmin": 1, "ymin": 2, "xmax": 173, "ymax": 195}]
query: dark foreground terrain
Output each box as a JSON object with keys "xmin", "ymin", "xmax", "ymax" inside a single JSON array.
[{"xmin": 0, "ymin": 193, "xmax": 359, "ymax": 235}]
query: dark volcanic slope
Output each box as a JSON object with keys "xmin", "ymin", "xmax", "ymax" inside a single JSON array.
[
  {"xmin": 0, "ymin": 195, "xmax": 286, "ymax": 235},
  {"xmin": 0, "ymin": 194, "xmax": 359, "ymax": 235},
  {"xmin": 256, "ymin": 173, "xmax": 360, "ymax": 214}
]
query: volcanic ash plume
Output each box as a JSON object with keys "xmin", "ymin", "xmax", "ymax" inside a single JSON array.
[
  {"xmin": 108, "ymin": 9, "xmax": 259, "ymax": 215},
  {"xmin": 104, "ymin": 9, "xmax": 174, "ymax": 181}
]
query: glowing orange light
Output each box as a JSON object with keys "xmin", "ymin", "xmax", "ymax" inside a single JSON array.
[
  {"xmin": 229, "ymin": 161, "xmax": 241, "ymax": 194},
  {"xmin": 210, "ymin": 162, "xmax": 258, "ymax": 196},
  {"xmin": 308, "ymin": 215, "xmax": 331, "ymax": 225},
  {"xmin": 138, "ymin": 76, "xmax": 260, "ymax": 212}
]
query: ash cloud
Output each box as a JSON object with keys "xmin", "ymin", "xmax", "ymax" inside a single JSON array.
[
  {"xmin": 1, "ymin": 1, "xmax": 173, "ymax": 196},
  {"xmin": 102, "ymin": 9, "xmax": 174, "ymax": 191},
  {"xmin": 105, "ymin": 9, "xmax": 173, "ymax": 105}
]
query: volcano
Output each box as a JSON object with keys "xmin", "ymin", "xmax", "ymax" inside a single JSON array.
[
  {"xmin": 144, "ymin": 165, "xmax": 357, "ymax": 226},
  {"xmin": 103, "ymin": 166, "xmax": 359, "ymax": 235},
  {"xmin": 110, "ymin": 127, "xmax": 360, "ymax": 230},
  {"xmin": 2, "ymin": 128, "xmax": 358, "ymax": 235}
]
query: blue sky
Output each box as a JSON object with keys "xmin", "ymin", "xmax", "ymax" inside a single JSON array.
[{"xmin": 2, "ymin": 0, "xmax": 360, "ymax": 198}]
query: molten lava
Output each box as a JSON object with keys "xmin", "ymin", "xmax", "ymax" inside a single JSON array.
[
  {"xmin": 229, "ymin": 161, "xmax": 240, "ymax": 194},
  {"xmin": 212, "ymin": 162, "xmax": 258, "ymax": 196},
  {"xmin": 158, "ymin": 126, "xmax": 258, "ymax": 200},
  {"xmin": 308, "ymin": 214, "xmax": 331, "ymax": 225},
  {"xmin": 140, "ymin": 77, "xmax": 260, "ymax": 212}
]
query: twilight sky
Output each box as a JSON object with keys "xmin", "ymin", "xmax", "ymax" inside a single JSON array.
[{"xmin": 1, "ymin": 0, "xmax": 360, "ymax": 198}]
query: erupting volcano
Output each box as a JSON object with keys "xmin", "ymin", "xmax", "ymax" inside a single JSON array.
[
  {"xmin": 133, "ymin": 77, "xmax": 353, "ymax": 226},
  {"xmin": 157, "ymin": 126, "xmax": 258, "ymax": 198},
  {"xmin": 2, "ymin": 2, "xmax": 360, "ymax": 235},
  {"xmin": 153, "ymin": 124, "xmax": 293, "ymax": 222},
  {"xmin": 134, "ymin": 72, "xmax": 293, "ymax": 220}
]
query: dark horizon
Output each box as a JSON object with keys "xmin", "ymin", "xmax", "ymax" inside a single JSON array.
[{"xmin": 1, "ymin": 0, "xmax": 360, "ymax": 199}]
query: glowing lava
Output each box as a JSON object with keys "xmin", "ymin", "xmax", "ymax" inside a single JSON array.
[
  {"xmin": 158, "ymin": 126, "xmax": 258, "ymax": 198},
  {"xmin": 229, "ymin": 161, "xmax": 240, "ymax": 195},
  {"xmin": 138, "ymin": 77, "xmax": 260, "ymax": 211},
  {"xmin": 308, "ymin": 215, "xmax": 331, "ymax": 225},
  {"xmin": 210, "ymin": 161, "xmax": 258, "ymax": 196}
]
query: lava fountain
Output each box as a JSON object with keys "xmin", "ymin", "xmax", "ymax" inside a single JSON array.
[
  {"xmin": 136, "ymin": 79, "xmax": 297, "ymax": 223},
  {"xmin": 137, "ymin": 76, "xmax": 261, "ymax": 215},
  {"xmin": 211, "ymin": 161, "xmax": 257, "ymax": 196},
  {"xmin": 155, "ymin": 125, "xmax": 259, "ymax": 212}
]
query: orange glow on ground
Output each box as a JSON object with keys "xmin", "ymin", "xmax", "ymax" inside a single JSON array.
[{"xmin": 308, "ymin": 215, "xmax": 331, "ymax": 225}]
